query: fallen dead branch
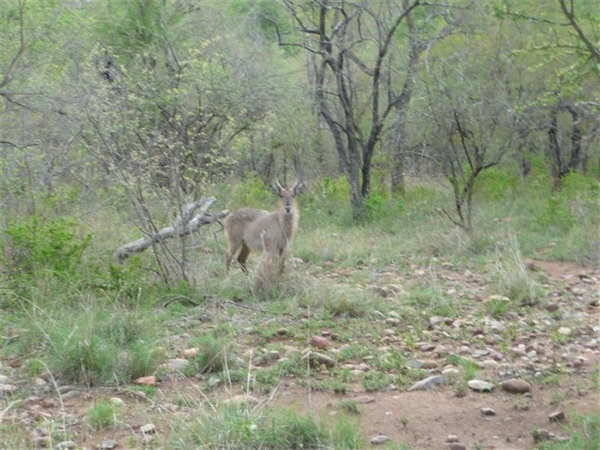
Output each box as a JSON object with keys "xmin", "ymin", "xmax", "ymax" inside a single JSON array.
[{"xmin": 114, "ymin": 196, "xmax": 228, "ymax": 260}]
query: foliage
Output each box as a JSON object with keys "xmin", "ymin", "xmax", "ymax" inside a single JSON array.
[
  {"xmin": 3, "ymin": 215, "xmax": 92, "ymax": 278},
  {"xmin": 86, "ymin": 400, "xmax": 117, "ymax": 430}
]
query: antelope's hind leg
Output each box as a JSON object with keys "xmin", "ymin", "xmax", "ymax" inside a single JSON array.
[{"xmin": 237, "ymin": 244, "xmax": 251, "ymax": 274}]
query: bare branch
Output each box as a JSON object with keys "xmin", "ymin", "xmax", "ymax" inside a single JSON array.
[{"xmin": 114, "ymin": 197, "xmax": 228, "ymax": 260}]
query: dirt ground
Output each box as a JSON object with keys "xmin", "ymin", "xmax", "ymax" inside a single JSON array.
[{"xmin": 1, "ymin": 259, "xmax": 599, "ymax": 449}]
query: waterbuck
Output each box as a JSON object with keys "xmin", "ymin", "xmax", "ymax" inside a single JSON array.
[{"xmin": 225, "ymin": 173, "xmax": 305, "ymax": 274}]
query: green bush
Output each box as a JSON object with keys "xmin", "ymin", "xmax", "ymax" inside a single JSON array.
[
  {"xmin": 46, "ymin": 309, "xmax": 161, "ymax": 385},
  {"xmin": 476, "ymin": 166, "xmax": 519, "ymax": 200},
  {"xmin": 3, "ymin": 215, "xmax": 92, "ymax": 277}
]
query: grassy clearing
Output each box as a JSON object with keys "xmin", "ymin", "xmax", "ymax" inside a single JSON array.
[{"xmin": 1, "ymin": 171, "xmax": 598, "ymax": 446}]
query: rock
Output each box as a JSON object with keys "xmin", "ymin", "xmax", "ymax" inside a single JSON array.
[
  {"xmin": 481, "ymin": 407, "xmax": 496, "ymax": 416},
  {"xmin": 483, "ymin": 295, "xmax": 511, "ymax": 304},
  {"xmin": 419, "ymin": 343, "xmax": 436, "ymax": 352},
  {"xmin": 310, "ymin": 336, "xmax": 331, "ymax": 350},
  {"xmin": 406, "ymin": 360, "xmax": 425, "ymax": 369},
  {"xmin": 166, "ymin": 358, "xmax": 190, "ymax": 372},
  {"xmin": 181, "ymin": 347, "xmax": 199, "ymax": 358},
  {"xmin": 531, "ymin": 428, "xmax": 553, "ymax": 443},
  {"xmin": 224, "ymin": 394, "xmax": 259, "ymax": 405},
  {"xmin": 355, "ymin": 396, "xmax": 375, "ymax": 404},
  {"xmin": 61, "ymin": 390, "xmax": 81, "ymax": 399},
  {"xmin": 557, "ymin": 327, "xmax": 571, "ymax": 336},
  {"xmin": 482, "ymin": 359, "xmax": 499, "ymax": 370},
  {"xmin": 448, "ymin": 444, "xmax": 466, "ymax": 450},
  {"xmin": 275, "ymin": 328, "xmax": 290, "ymax": 337},
  {"xmin": 306, "ymin": 352, "xmax": 336, "ymax": 368},
  {"xmin": 99, "ymin": 440, "xmax": 118, "ymax": 450},
  {"xmin": 33, "ymin": 436, "xmax": 50, "ymax": 448},
  {"xmin": 110, "ymin": 397, "xmax": 125, "ymax": 407},
  {"xmin": 408, "ymin": 375, "xmax": 446, "ymax": 391},
  {"xmin": 549, "ymin": 411, "xmax": 566, "ymax": 422},
  {"xmin": 501, "ymin": 378, "xmax": 531, "ymax": 393},
  {"xmin": 0, "ymin": 374, "xmax": 10, "ymax": 384},
  {"xmin": 545, "ymin": 303, "xmax": 560, "ymax": 312},
  {"xmin": 0, "ymin": 384, "xmax": 18, "ymax": 395},
  {"xmin": 468, "ymin": 380, "xmax": 494, "ymax": 392},
  {"xmin": 56, "ymin": 441, "xmax": 77, "ymax": 449},
  {"xmin": 370, "ymin": 434, "xmax": 390, "ymax": 445},
  {"xmin": 446, "ymin": 435, "xmax": 459, "ymax": 442},
  {"xmin": 385, "ymin": 318, "xmax": 400, "ymax": 326},
  {"xmin": 134, "ymin": 375, "xmax": 156, "ymax": 386},
  {"xmin": 140, "ymin": 423, "xmax": 157, "ymax": 434},
  {"xmin": 456, "ymin": 345, "xmax": 472, "ymax": 355}
]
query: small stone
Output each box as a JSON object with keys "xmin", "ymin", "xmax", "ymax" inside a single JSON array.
[
  {"xmin": 307, "ymin": 352, "xmax": 336, "ymax": 368},
  {"xmin": 468, "ymin": 380, "xmax": 494, "ymax": 392},
  {"xmin": 557, "ymin": 327, "xmax": 571, "ymax": 336},
  {"xmin": 448, "ymin": 444, "xmax": 466, "ymax": 450},
  {"xmin": 181, "ymin": 347, "xmax": 199, "ymax": 358},
  {"xmin": 275, "ymin": 328, "xmax": 290, "ymax": 337},
  {"xmin": 0, "ymin": 374, "xmax": 10, "ymax": 384},
  {"xmin": 501, "ymin": 378, "xmax": 531, "ymax": 393},
  {"xmin": 446, "ymin": 435, "xmax": 459, "ymax": 443},
  {"xmin": 140, "ymin": 423, "xmax": 157, "ymax": 434},
  {"xmin": 483, "ymin": 295, "xmax": 511, "ymax": 304},
  {"xmin": 355, "ymin": 396, "xmax": 375, "ymax": 404},
  {"xmin": 110, "ymin": 397, "xmax": 125, "ymax": 407},
  {"xmin": 481, "ymin": 407, "xmax": 496, "ymax": 416},
  {"xmin": 33, "ymin": 378, "xmax": 47, "ymax": 387},
  {"xmin": 33, "ymin": 437, "xmax": 50, "ymax": 448},
  {"xmin": 545, "ymin": 303, "xmax": 560, "ymax": 312},
  {"xmin": 419, "ymin": 343, "xmax": 436, "ymax": 352},
  {"xmin": 482, "ymin": 359, "xmax": 499, "ymax": 370},
  {"xmin": 408, "ymin": 375, "xmax": 446, "ymax": 391},
  {"xmin": 134, "ymin": 375, "xmax": 156, "ymax": 386},
  {"xmin": 61, "ymin": 390, "xmax": 81, "ymax": 399},
  {"xmin": 385, "ymin": 318, "xmax": 400, "ymax": 326},
  {"xmin": 310, "ymin": 336, "xmax": 331, "ymax": 350},
  {"xmin": 549, "ymin": 411, "xmax": 566, "ymax": 422},
  {"xmin": 532, "ymin": 428, "xmax": 552, "ymax": 443},
  {"xmin": 56, "ymin": 441, "xmax": 77, "ymax": 449},
  {"xmin": 166, "ymin": 358, "xmax": 190, "ymax": 372},
  {"xmin": 0, "ymin": 384, "xmax": 19, "ymax": 394},
  {"xmin": 370, "ymin": 434, "xmax": 390, "ymax": 445},
  {"xmin": 99, "ymin": 439, "xmax": 118, "ymax": 450},
  {"xmin": 456, "ymin": 345, "xmax": 472, "ymax": 355},
  {"xmin": 224, "ymin": 394, "xmax": 259, "ymax": 405}
]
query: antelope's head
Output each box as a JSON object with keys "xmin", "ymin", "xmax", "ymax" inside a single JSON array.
[{"xmin": 271, "ymin": 171, "xmax": 305, "ymax": 214}]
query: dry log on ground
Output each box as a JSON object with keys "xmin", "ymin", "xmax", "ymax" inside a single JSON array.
[{"xmin": 114, "ymin": 196, "xmax": 228, "ymax": 260}]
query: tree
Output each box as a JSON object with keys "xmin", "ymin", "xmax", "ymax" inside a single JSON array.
[
  {"xmin": 271, "ymin": 0, "xmax": 420, "ymax": 216},
  {"xmin": 496, "ymin": 0, "xmax": 600, "ymax": 187}
]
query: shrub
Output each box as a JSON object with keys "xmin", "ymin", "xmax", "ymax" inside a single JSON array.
[
  {"xmin": 86, "ymin": 400, "xmax": 116, "ymax": 430},
  {"xmin": 3, "ymin": 215, "xmax": 92, "ymax": 277}
]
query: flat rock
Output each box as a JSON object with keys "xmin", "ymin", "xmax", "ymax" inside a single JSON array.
[
  {"xmin": 99, "ymin": 440, "xmax": 118, "ymax": 450},
  {"xmin": 224, "ymin": 394, "xmax": 259, "ymax": 405},
  {"xmin": 549, "ymin": 411, "xmax": 566, "ymax": 422},
  {"xmin": 501, "ymin": 378, "xmax": 531, "ymax": 393},
  {"xmin": 307, "ymin": 352, "xmax": 336, "ymax": 368},
  {"xmin": 370, "ymin": 434, "xmax": 390, "ymax": 445},
  {"xmin": 140, "ymin": 423, "xmax": 157, "ymax": 434},
  {"xmin": 310, "ymin": 336, "xmax": 331, "ymax": 350},
  {"xmin": 468, "ymin": 380, "xmax": 494, "ymax": 392},
  {"xmin": 166, "ymin": 358, "xmax": 190, "ymax": 372},
  {"xmin": 354, "ymin": 395, "xmax": 375, "ymax": 404},
  {"xmin": 408, "ymin": 375, "xmax": 446, "ymax": 391},
  {"xmin": 481, "ymin": 407, "xmax": 496, "ymax": 416},
  {"xmin": 134, "ymin": 375, "xmax": 157, "ymax": 386}
]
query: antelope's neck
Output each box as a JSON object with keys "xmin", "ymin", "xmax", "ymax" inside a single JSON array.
[{"xmin": 280, "ymin": 209, "xmax": 298, "ymax": 237}]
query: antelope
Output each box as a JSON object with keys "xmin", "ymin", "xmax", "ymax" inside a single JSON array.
[{"xmin": 225, "ymin": 173, "xmax": 305, "ymax": 274}]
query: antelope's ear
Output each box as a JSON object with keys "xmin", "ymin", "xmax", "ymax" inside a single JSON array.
[{"xmin": 293, "ymin": 181, "xmax": 306, "ymax": 195}]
